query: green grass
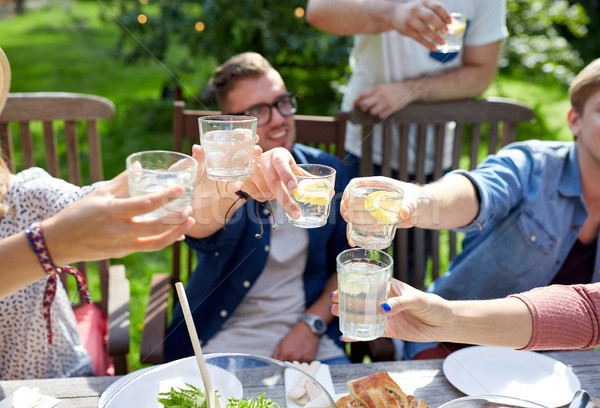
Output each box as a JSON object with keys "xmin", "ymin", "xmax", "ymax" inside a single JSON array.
[{"xmin": 1, "ymin": 1, "xmax": 573, "ymax": 373}]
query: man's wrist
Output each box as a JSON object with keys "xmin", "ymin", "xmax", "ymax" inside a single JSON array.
[{"xmin": 299, "ymin": 314, "xmax": 327, "ymax": 335}]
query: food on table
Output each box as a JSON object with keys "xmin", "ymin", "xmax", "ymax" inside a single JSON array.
[
  {"xmin": 158, "ymin": 384, "xmax": 278, "ymax": 408},
  {"xmin": 335, "ymin": 372, "xmax": 429, "ymax": 408}
]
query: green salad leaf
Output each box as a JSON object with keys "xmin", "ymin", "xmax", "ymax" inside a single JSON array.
[{"xmin": 158, "ymin": 384, "xmax": 279, "ymax": 408}]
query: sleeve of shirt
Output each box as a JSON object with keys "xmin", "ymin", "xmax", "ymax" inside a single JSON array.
[
  {"xmin": 448, "ymin": 143, "xmax": 536, "ymax": 232},
  {"xmin": 509, "ymin": 283, "xmax": 600, "ymax": 351},
  {"xmin": 464, "ymin": 0, "xmax": 508, "ymax": 47}
]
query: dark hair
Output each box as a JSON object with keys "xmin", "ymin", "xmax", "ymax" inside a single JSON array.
[{"xmin": 210, "ymin": 52, "xmax": 274, "ymax": 111}]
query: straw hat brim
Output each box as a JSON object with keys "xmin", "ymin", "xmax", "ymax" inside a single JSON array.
[{"xmin": 0, "ymin": 47, "xmax": 11, "ymax": 115}]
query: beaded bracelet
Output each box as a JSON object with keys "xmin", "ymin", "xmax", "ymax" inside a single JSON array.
[{"xmin": 24, "ymin": 222, "xmax": 91, "ymax": 345}]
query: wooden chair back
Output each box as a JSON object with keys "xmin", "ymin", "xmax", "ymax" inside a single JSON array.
[
  {"xmin": 347, "ymin": 96, "xmax": 535, "ymax": 290},
  {"xmin": 0, "ymin": 92, "xmax": 130, "ymax": 374},
  {"xmin": 139, "ymin": 101, "xmax": 347, "ymax": 364}
]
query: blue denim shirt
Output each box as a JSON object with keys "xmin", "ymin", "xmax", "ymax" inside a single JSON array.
[
  {"xmin": 429, "ymin": 140, "xmax": 600, "ymax": 300},
  {"xmin": 164, "ymin": 144, "xmax": 350, "ymax": 362}
]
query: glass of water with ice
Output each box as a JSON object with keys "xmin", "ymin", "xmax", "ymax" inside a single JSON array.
[
  {"xmin": 286, "ymin": 164, "xmax": 336, "ymax": 228},
  {"xmin": 337, "ymin": 248, "xmax": 392, "ymax": 341},
  {"xmin": 199, "ymin": 115, "xmax": 257, "ymax": 181},
  {"xmin": 126, "ymin": 150, "xmax": 197, "ymax": 221}
]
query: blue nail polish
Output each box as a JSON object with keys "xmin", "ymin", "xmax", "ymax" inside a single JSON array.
[
  {"xmin": 329, "ymin": 291, "xmax": 334, "ymax": 299},
  {"xmin": 381, "ymin": 302, "xmax": 392, "ymax": 312},
  {"xmin": 339, "ymin": 336, "xmax": 343, "ymax": 342},
  {"xmin": 328, "ymin": 305, "xmax": 332, "ymax": 313}
]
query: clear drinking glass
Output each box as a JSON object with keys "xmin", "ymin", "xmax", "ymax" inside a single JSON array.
[
  {"xmin": 126, "ymin": 150, "xmax": 197, "ymax": 221},
  {"xmin": 337, "ymin": 248, "xmax": 392, "ymax": 341},
  {"xmin": 348, "ymin": 184, "xmax": 403, "ymax": 250},
  {"xmin": 436, "ymin": 12, "xmax": 467, "ymax": 53},
  {"xmin": 286, "ymin": 164, "xmax": 336, "ymax": 228},
  {"xmin": 199, "ymin": 115, "xmax": 257, "ymax": 181}
]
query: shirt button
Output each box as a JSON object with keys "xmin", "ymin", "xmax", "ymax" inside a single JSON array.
[
  {"xmin": 243, "ymin": 280, "xmax": 251, "ymax": 288},
  {"xmin": 264, "ymin": 245, "xmax": 270, "ymax": 252},
  {"xmin": 214, "ymin": 251, "xmax": 219, "ymax": 257},
  {"xmin": 529, "ymin": 235, "xmax": 536, "ymax": 242},
  {"xmin": 220, "ymin": 310, "xmax": 228, "ymax": 318},
  {"xmin": 572, "ymin": 225, "xmax": 579, "ymax": 230}
]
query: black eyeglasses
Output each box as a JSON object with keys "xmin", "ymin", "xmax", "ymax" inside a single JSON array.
[{"xmin": 230, "ymin": 93, "xmax": 297, "ymax": 126}]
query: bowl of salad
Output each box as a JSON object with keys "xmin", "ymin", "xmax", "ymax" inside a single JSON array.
[{"xmin": 99, "ymin": 353, "xmax": 337, "ymax": 408}]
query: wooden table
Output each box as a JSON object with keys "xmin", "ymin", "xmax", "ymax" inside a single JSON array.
[{"xmin": 0, "ymin": 350, "xmax": 598, "ymax": 408}]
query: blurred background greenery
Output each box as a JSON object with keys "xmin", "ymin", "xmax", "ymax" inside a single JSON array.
[{"xmin": 0, "ymin": 0, "xmax": 598, "ymax": 371}]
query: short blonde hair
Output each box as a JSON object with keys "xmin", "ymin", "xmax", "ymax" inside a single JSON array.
[
  {"xmin": 210, "ymin": 52, "xmax": 274, "ymax": 112},
  {"xmin": 569, "ymin": 58, "xmax": 600, "ymax": 115}
]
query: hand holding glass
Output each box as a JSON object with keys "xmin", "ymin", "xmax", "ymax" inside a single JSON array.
[
  {"xmin": 286, "ymin": 164, "xmax": 336, "ymax": 228},
  {"xmin": 199, "ymin": 115, "xmax": 256, "ymax": 181},
  {"xmin": 126, "ymin": 150, "xmax": 197, "ymax": 221},
  {"xmin": 348, "ymin": 185, "xmax": 403, "ymax": 249},
  {"xmin": 436, "ymin": 12, "xmax": 466, "ymax": 53},
  {"xmin": 337, "ymin": 248, "xmax": 392, "ymax": 341}
]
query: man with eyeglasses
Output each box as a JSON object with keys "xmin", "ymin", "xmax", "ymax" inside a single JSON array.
[{"xmin": 165, "ymin": 52, "xmax": 352, "ymax": 365}]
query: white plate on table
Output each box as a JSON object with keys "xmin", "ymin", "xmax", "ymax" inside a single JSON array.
[
  {"xmin": 98, "ymin": 356, "xmax": 243, "ymax": 408},
  {"xmin": 442, "ymin": 346, "xmax": 580, "ymax": 407},
  {"xmin": 284, "ymin": 363, "xmax": 335, "ymax": 408}
]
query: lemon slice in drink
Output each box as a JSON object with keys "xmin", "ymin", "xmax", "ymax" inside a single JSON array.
[
  {"xmin": 448, "ymin": 18, "xmax": 466, "ymax": 34},
  {"xmin": 294, "ymin": 178, "xmax": 331, "ymax": 206},
  {"xmin": 340, "ymin": 272, "xmax": 371, "ymax": 295},
  {"xmin": 364, "ymin": 190, "xmax": 403, "ymax": 224}
]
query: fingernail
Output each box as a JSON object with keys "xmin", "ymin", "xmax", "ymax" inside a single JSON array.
[
  {"xmin": 292, "ymin": 210, "xmax": 301, "ymax": 219},
  {"xmin": 381, "ymin": 303, "xmax": 392, "ymax": 312},
  {"xmin": 328, "ymin": 305, "xmax": 332, "ymax": 313},
  {"xmin": 288, "ymin": 180, "xmax": 297, "ymax": 190},
  {"xmin": 329, "ymin": 291, "xmax": 334, "ymax": 299},
  {"xmin": 339, "ymin": 336, "xmax": 343, "ymax": 342}
]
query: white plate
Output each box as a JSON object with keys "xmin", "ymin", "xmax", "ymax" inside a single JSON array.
[
  {"xmin": 98, "ymin": 356, "xmax": 243, "ymax": 408},
  {"xmin": 442, "ymin": 346, "xmax": 580, "ymax": 407}
]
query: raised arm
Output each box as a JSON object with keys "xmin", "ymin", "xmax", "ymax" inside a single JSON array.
[
  {"xmin": 340, "ymin": 173, "xmax": 479, "ymax": 231},
  {"xmin": 187, "ymin": 145, "xmax": 301, "ymax": 239},
  {"xmin": 1, "ymin": 172, "xmax": 195, "ymax": 298},
  {"xmin": 306, "ymin": 0, "xmax": 450, "ymax": 49}
]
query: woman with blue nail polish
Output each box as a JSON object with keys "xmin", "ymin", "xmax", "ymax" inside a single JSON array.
[{"xmin": 330, "ymin": 278, "xmax": 600, "ymax": 352}]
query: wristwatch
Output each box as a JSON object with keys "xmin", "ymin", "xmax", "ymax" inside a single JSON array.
[{"xmin": 300, "ymin": 314, "xmax": 327, "ymax": 335}]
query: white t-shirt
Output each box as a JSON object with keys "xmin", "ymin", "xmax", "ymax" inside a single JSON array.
[
  {"xmin": 202, "ymin": 201, "xmax": 345, "ymax": 361},
  {"xmin": 343, "ymin": 0, "xmax": 508, "ymax": 173}
]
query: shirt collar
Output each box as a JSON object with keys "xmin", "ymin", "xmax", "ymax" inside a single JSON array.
[{"xmin": 557, "ymin": 143, "xmax": 583, "ymax": 198}]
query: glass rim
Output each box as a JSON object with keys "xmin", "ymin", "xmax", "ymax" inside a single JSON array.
[
  {"xmin": 336, "ymin": 247, "xmax": 394, "ymax": 266},
  {"xmin": 198, "ymin": 115, "xmax": 257, "ymax": 123},
  {"xmin": 291, "ymin": 163, "xmax": 336, "ymax": 177},
  {"xmin": 126, "ymin": 150, "xmax": 197, "ymax": 169}
]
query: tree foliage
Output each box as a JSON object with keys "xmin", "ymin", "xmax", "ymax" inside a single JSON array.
[
  {"xmin": 107, "ymin": 0, "xmax": 596, "ymax": 111},
  {"xmin": 105, "ymin": 0, "xmax": 352, "ymax": 114},
  {"xmin": 500, "ymin": 0, "xmax": 590, "ymax": 86}
]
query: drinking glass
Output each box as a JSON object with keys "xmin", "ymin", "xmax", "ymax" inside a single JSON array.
[
  {"xmin": 348, "ymin": 184, "xmax": 403, "ymax": 250},
  {"xmin": 286, "ymin": 164, "xmax": 336, "ymax": 228},
  {"xmin": 337, "ymin": 248, "xmax": 392, "ymax": 341},
  {"xmin": 199, "ymin": 115, "xmax": 256, "ymax": 181},
  {"xmin": 126, "ymin": 150, "xmax": 197, "ymax": 221},
  {"xmin": 436, "ymin": 12, "xmax": 467, "ymax": 53}
]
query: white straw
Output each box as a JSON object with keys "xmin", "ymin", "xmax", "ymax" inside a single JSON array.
[{"xmin": 175, "ymin": 282, "xmax": 220, "ymax": 408}]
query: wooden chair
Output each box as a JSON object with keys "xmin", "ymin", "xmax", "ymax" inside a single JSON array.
[
  {"xmin": 0, "ymin": 92, "xmax": 130, "ymax": 375},
  {"xmin": 346, "ymin": 96, "xmax": 535, "ymax": 290},
  {"xmin": 139, "ymin": 101, "xmax": 347, "ymax": 364}
]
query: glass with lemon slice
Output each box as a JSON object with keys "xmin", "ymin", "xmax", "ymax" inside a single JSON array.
[
  {"xmin": 348, "ymin": 186, "xmax": 403, "ymax": 250},
  {"xmin": 436, "ymin": 12, "xmax": 467, "ymax": 53},
  {"xmin": 337, "ymin": 248, "xmax": 392, "ymax": 341},
  {"xmin": 287, "ymin": 164, "xmax": 336, "ymax": 228}
]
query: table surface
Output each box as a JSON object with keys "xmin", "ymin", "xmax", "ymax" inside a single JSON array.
[{"xmin": 0, "ymin": 349, "xmax": 598, "ymax": 408}]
